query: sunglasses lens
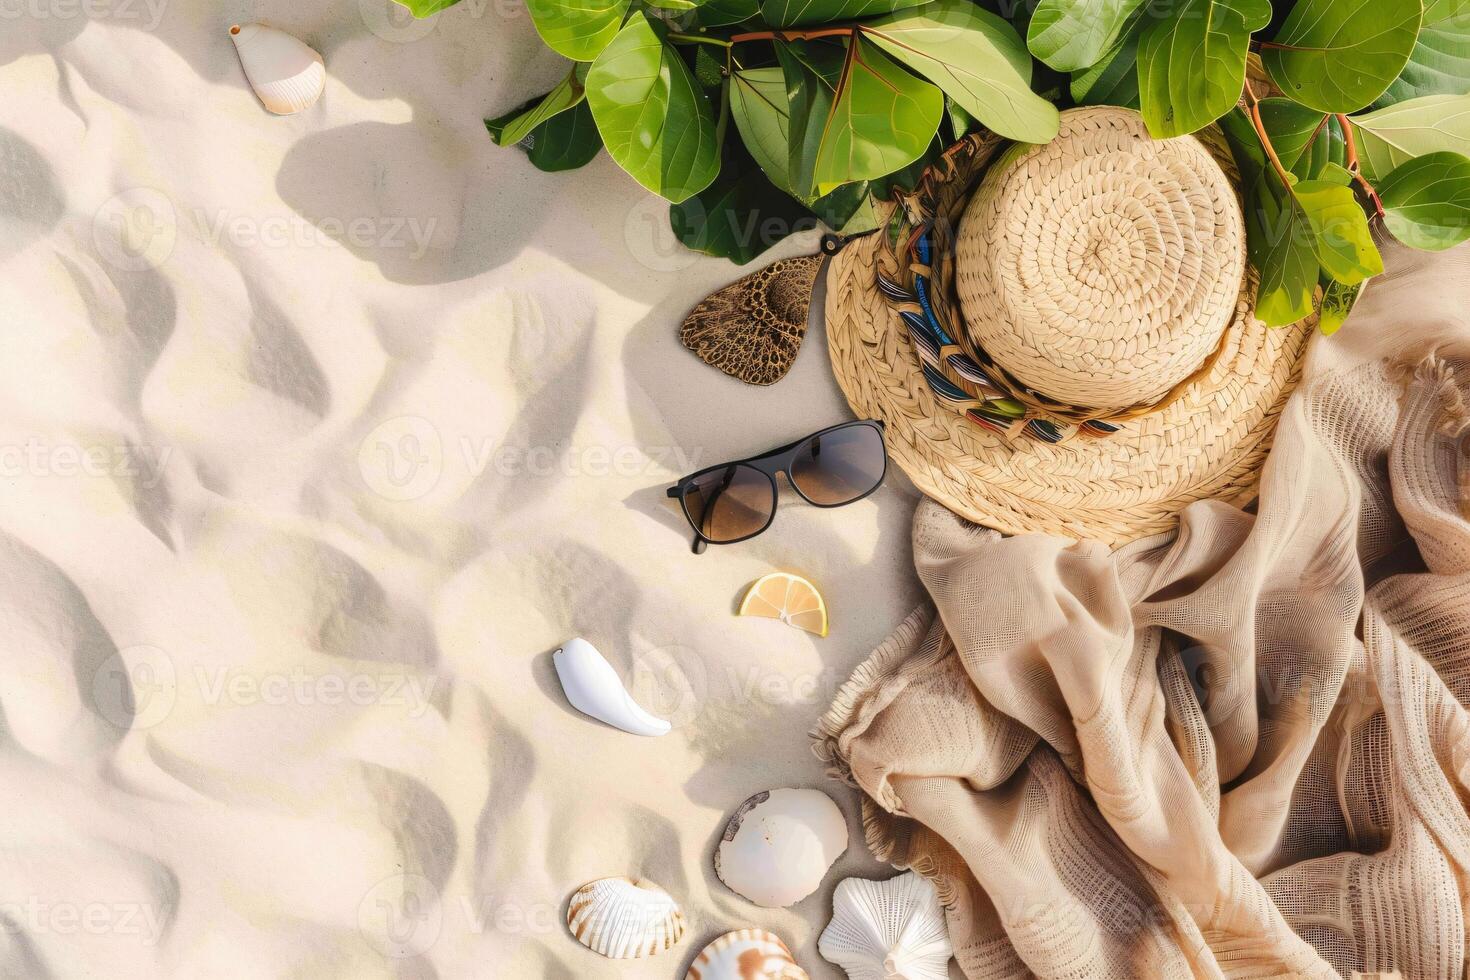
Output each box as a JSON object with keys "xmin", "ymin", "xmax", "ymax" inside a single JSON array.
[
  {"xmin": 682, "ymin": 464, "xmax": 776, "ymax": 543},
  {"xmin": 790, "ymin": 424, "xmax": 886, "ymax": 505}
]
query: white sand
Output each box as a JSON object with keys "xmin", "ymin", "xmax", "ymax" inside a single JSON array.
[{"xmin": 0, "ymin": 3, "xmax": 930, "ymax": 977}]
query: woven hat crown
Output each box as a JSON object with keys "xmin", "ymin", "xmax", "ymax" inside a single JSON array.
[{"xmin": 953, "ymin": 108, "xmax": 1246, "ymax": 412}]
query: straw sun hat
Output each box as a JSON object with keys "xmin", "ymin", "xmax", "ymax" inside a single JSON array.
[{"xmin": 825, "ymin": 106, "xmax": 1312, "ymax": 546}]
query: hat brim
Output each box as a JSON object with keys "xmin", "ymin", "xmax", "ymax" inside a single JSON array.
[{"xmin": 825, "ymin": 199, "xmax": 1313, "ymax": 547}]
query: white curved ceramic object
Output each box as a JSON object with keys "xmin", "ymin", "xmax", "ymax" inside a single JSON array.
[{"xmin": 553, "ymin": 637, "xmax": 671, "ymax": 737}]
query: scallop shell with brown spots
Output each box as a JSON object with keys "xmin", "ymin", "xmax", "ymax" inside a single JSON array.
[
  {"xmin": 685, "ymin": 928, "xmax": 809, "ymax": 980},
  {"xmin": 565, "ymin": 876, "xmax": 684, "ymax": 959}
]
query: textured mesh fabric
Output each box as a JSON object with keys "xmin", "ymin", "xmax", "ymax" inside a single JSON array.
[{"xmin": 814, "ymin": 242, "xmax": 1470, "ymax": 979}]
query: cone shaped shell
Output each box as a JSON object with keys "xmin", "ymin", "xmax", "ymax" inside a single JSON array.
[{"xmin": 229, "ymin": 23, "xmax": 324, "ymax": 115}]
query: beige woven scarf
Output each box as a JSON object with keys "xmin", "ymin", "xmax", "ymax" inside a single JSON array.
[{"xmin": 815, "ymin": 241, "xmax": 1470, "ymax": 979}]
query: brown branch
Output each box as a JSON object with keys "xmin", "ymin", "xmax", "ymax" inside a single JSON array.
[
  {"xmin": 1248, "ymin": 94, "xmax": 1295, "ymax": 191},
  {"xmin": 729, "ymin": 26, "xmax": 855, "ymax": 43},
  {"xmin": 1336, "ymin": 113, "xmax": 1386, "ymax": 219}
]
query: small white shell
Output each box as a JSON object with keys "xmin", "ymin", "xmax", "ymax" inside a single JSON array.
[
  {"xmin": 818, "ymin": 871, "xmax": 953, "ymax": 980},
  {"xmin": 229, "ymin": 23, "xmax": 325, "ymax": 115},
  {"xmin": 554, "ymin": 637, "xmax": 671, "ymax": 737},
  {"xmin": 715, "ymin": 788, "xmax": 847, "ymax": 908},
  {"xmin": 686, "ymin": 929, "xmax": 810, "ymax": 980},
  {"xmin": 566, "ymin": 876, "xmax": 684, "ymax": 959}
]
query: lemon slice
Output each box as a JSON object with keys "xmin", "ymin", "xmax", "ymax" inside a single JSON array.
[{"xmin": 738, "ymin": 572, "xmax": 828, "ymax": 637}]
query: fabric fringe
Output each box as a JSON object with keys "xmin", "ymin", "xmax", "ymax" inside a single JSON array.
[
  {"xmin": 810, "ymin": 604, "xmax": 968, "ymax": 910},
  {"xmin": 810, "ymin": 603, "xmax": 933, "ymax": 798},
  {"xmin": 1394, "ymin": 351, "xmax": 1470, "ymax": 437},
  {"xmin": 1395, "ymin": 351, "xmax": 1470, "ymax": 519}
]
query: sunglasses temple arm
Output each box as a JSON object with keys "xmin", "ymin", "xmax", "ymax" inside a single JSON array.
[{"xmin": 689, "ymin": 469, "xmax": 738, "ymax": 554}]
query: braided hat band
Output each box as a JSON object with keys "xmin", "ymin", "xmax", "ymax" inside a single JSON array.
[
  {"xmin": 822, "ymin": 107, "xmax": 1314, "ymax": 546},
  {"xmin": 874, "ymin": 113, "xmax": 1246, "ymax": 442}
]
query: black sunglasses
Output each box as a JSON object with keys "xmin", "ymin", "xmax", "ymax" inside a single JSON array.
[{"xmin": 666, "ymin": 419, "xmax": 887, "ymax": 553}]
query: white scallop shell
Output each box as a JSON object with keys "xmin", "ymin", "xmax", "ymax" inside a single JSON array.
[
  {"xmin": 715, "ymin": 788, "xmax": 847, "ymax": 908},
  {"xmin": 229, "ymin": 23, "xmax": 325, "ymax": 115},
  {"xmin": 817, "ymin": 871, "xmax": 953, "ymax": 980},
  {"xmin": 566, "ymin": 876, "xmax": 684, "ymax": 959},
  {"xmin": 686, "ymin": 929, "xmax": 810, "ymax": 980},
  {"xmin": 553, "ymin": 637, "xmax": 671, "ymax": 737}
]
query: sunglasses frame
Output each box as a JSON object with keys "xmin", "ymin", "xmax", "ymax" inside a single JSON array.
[{"xmin": 665, "ymin": 419, "xmax": 887, "ymax": 553}]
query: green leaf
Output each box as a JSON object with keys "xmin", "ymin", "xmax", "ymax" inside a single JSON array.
[
  {"xmin": 870, "ymin": 136, "xmax": 943, "ymax": 197},
  {"xmin": 802, "ymin": 140, "xmax": 939, "ymax": 233},
  {"xmin": 730, "ymin": 68, "xmax": 794, "ymax": 190},
  {"xmin": 946, "ymin": 95, "xmax": 976, "ymax": 137},
  {"xmin": 391, "ymin": 0, "xmax": 460, "ymax": 16},
  {"xmin": 1263, "ymin": 0, "xmax": 1423, "ymax": 113},
  {"xmin": 760, "ymin": 0, "xmax": 925, "ymax": 28},
  {"xmin": 1219, "ymin": 107, "xmax": 1268, "ymax": 185},
  {"xmin": 525, "ymin": 102, "xmax": 604, "ymax": 171},
  {"xmin": 1317, "ymin": 160, "xmax": 1354, "ymax": 186},
  {"xmin": 1378, "ymin": 0, "xmax": 1470, "ymax": 105},
  {"xmin": 810, "ymin": 36, "xmax": 943, "ymax": 195},
  {"xmin": 525, "ymin": 0, "xmax": 631, "ymax": 61},
  {"xmin": 1264, "ymin": 104, "xmax": 1344, "ymax": 179},
  {"xmin": 861, "ymin": 0, "xmax": 1059, "ymax": 143},
  {"xmin": 1318, "ymin": 276, "xmax": 1365, "ymax": 335},
  {"xmin": 1351, "ymin": 93, "xmax": 1470, "ymax": 182},
  {"xmin": 586, "ymin": 14, "xmax": 721, "ymax": 202},
  {"xmin": 1070, "ymin": 28, "xmax": 1140, "ymax": 107},
  {"xmin": 776, "ymin": 40, "xmax": 844, "ymax": 201},
  {"xmin": 669, "ymin": 170, "xmax": 816, "ymax": 263},
  {"xmin": 693, "ymin": 44, "xmax": 726, "ymax": 89},
  {"xmin": 1137, "ymin": 0, "xmax": 1271, "ymax": 138},
  {"xmin": 1221, "ymin": 102, "xmax": 1346, "ymax": 191},
  {"xmin": 695, "ymin": 0, "xmax": 760, "ymax": 25},
  {"xmin": 811, "ymin": 182, "xmax": 880, "ymax": 232},
  {"xmin": 1027, "ymin": 0, "xmax": 1145, "ymax": 72},
  {"xmin": 1294, "ymin": 180, "xmax": 1384, "ymax": 284},
  {"xmin": 484, "ymin": 65, "xmax": 588, "ymax": 149},
  {"xmin": 1246, "ymin": 174, "xmax": 1320, "ymax": 326},
  {"xmin": 1378, "ymin": 150, "xmax": 1470, "ymax": 250}
]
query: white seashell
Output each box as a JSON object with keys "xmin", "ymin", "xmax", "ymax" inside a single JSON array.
[
  {"xmin": 818, "ymin": 871, "xmax": 953, "ymax": 980},
  {"xmin": 686, "ymin": 929, "xmax": 810, "ymax": 980},
  {"xmin": 553, "ymin": 637, "xmax": 671, "ymax": 737},
  {"xmin": 229, "ymin": 23, "xmax": 325, "ymax": 115},
  {"xmin": 715, "ymin": 788, "xmax": 847, "ymax": 908},
  {"xmin": 566, "ymin": 877, "xmax": 684, "ymax": 958}
]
